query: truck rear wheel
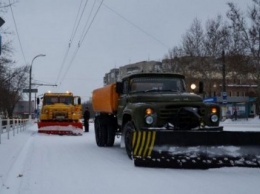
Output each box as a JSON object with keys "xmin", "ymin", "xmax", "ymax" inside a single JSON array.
[
  {"xmin": 124, "ymin": 121, "xmax": 135, "ymax": 159},
  {"xmin": 106, "ymin": 123, "xmax": 115, "ymax": 146},
  {"xmin": 95, "ymin": 116, "xmax": 116, "ymax": 147},
  {"xmin": 94, "ymin": 117, "xmax": 107, "ymax": 147}
]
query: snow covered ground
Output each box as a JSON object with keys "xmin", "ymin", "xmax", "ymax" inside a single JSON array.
[{"xmin": 0, "ymin": 118, "xmax": 260, "ymax": 194}]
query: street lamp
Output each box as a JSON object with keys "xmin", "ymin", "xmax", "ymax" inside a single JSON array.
[
  {"xmin": 191, "ymin": 83, "xmax": 196, "ymax": 93},
  {"xmin": 29, "ymin": 54, "xmax": 46, "ymax": 120}
]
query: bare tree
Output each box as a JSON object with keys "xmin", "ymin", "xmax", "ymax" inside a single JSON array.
[
  {"xmin": 164, "ymin": 18, "xmax": 227, "ymax": 95},
  {"xmin": 248, "ymin": 0, "xmax": 260, "ymax": 107},
  {"xmin": 0, "ymin": 39, "xmax": 15, "ymax": 117},
  {"xmin": 0, "ymin": 16, "xmax": 29, "ymax": 117},
  {"xmin": 163, "ymin": 0, "xmax": 260, "ymax": 102},
  {"xmin": 163, "ymin": 46, "xmax": 188, "ymax": 73},
  {"xmin": 182, "ymin": 18, "xmax": 205, "ymax": 57},
  {"xmin": 181, "ymin": 18, "xmax": 228, "ymax": 96},
  {"xmin": 226, "ymin": 0, "xmax": 260, "ymax": 111},
  {"xmin": 0, "ymin": 63, "xmax": 29, "ymax": 117},
  {"xmin": 203, "ymin": 15, "xmax": 231, "ymax": 96},
  {"xmin": 225, "ymin": 3, "xmax": 250, "ymax": 82}
]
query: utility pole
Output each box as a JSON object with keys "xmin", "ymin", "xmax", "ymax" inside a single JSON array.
[
  {"xmin": 222, "ymin": 50, "xmax": 226, "ymax": 94},
  {"xmin": 258, "ymin": 28, "xmax": 260, "ymax": 116},
  {"xmin": 222, "ymin": 50, "xmax": 227, "ymax": 119}
]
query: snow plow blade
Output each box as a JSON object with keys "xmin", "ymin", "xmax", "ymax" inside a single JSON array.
[
  {"xmin": 38, "ymin": 122, "xmax": 83, "ymax": 136},
  {"xmin": 132, "ymin": 130, "xmax": 260, "ymax": 169}
]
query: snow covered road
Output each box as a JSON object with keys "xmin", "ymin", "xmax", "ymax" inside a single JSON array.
[{"xmin": 0, "ymin": 120, "xmax": 260, "ymax": 194}]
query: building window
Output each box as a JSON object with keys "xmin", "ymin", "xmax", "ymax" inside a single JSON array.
[{"xmin": 111, "ymin": 72, "xmax": 115, "ymax": 78}]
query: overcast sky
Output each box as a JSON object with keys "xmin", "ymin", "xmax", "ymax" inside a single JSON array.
[{"xmin": 3, "ymin": 0, "xmax": 250, "ymax": 102}]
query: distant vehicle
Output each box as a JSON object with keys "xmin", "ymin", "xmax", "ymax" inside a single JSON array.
[{"xmin": 37, "ymin": 92, "xmax": 83, "ymax": 135}]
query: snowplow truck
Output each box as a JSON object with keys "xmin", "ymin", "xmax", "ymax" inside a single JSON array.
[
  {"xmin": 92, "ymin": 73, "xmax": 260, "ymax": 168},
  {"xmin": 37, "ymin": 92, "xmax": 83, "ymax": 135}
]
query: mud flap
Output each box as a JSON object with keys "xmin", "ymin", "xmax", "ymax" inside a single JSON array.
[
  {"xmin": 38, "ymin": 122, "xmax": 83, "ymax": 135},
  {"xmin": 132, "ymin": 130, "xmax": 260, "ymax": 168}
]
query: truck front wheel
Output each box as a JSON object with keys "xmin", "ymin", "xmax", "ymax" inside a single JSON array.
[{"xmin": 123, "ymin": 121, "xmax": 135, "ymax": 159}]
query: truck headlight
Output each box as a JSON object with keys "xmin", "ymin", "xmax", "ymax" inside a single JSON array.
[
  {"xmin": 145, "ymin": 108, "xmax": 153, "ymax": 115},
  {"xmin": 145, "ymin": 115, "xmax": 154, "ymax": 124},
  {"xmin": 211, "ymin": 107, "xmax": 217, "ymax": 113},
  {"xmin": 211, "ymin": 114, "xmax": 218, "ymax": 122}
]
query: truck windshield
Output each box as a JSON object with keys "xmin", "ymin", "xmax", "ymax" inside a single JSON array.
[
  {"xmin": 43, "ymin": 96, "xmax": 73, "ymax": 105},
  {"xmin": 130, "ymin": 77, "xmax": 185, "ymax": 93}
]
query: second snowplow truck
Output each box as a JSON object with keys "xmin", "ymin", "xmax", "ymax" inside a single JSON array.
[
  {"xmin": 37, "ymin": 92, "xmax": 83, "ymax": 135},
  {"xmin": 92, "ymin": 73, "xmax": 260, "ymax": 168}
]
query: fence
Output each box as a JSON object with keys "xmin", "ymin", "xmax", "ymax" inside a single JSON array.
[{"xmin": 0, "ymin": 118, "xmax": 28, "ymax": 144}]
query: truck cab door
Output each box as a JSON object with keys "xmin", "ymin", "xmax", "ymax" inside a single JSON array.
[
  {"xmin": 117, "ymin": 81, "xmax": 128, "ymax": 126},
  {"xmin": 74, "ymin": 96, "xmax": 82, "ymax": 119}
]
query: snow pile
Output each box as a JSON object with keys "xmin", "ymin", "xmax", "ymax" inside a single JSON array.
[{"xmin": 221, "ymin": 116, "xmax": 260, "ymax": 131}]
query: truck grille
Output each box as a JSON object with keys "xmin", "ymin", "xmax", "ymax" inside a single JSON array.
[
  {"xmin": 53, "ymin": 111, "xmax": 68, "ymax": 120},
  {"xmin": 159, "ymin": 105, "xmax": 205, "ymax": 130}
]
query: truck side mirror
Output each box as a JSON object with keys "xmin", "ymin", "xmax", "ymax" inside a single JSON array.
[
  {"xmin": 37, "ymin": 97, "xmax": 40, "ymax": 105},
  {"xmin": 116, "ymin": 82, "xmax": 123, "ymax": 94},
  {"xmin": 78, "ymin": 98, "xmax": 81, "ymax": 105}
]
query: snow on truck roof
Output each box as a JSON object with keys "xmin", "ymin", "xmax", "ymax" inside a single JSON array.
[
  {"xmin": 122, "ymin": 73, "xmax": 185, "ymax": 80},
  {"xmin": 43, "ymin": 92, "xmax": 74, "ymax": 96}
]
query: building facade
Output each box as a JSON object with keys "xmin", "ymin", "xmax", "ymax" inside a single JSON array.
[{"xmin": 13, "ymin": 100, "xmax": 35, "ymax": 119}]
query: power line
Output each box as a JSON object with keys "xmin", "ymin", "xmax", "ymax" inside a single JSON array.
[
  {"xmin": 79, "ymin": 0, "xmax": 97, "ymax": 42},
  {"xmin": 59, "ymin": 0, "xmax": 104, "ymax": 85},
  {"xmin": 103, "ymin": 3, "xmax": 169, "ymax": 49},
  {"xmin": 55, "ymin": 0, "xmax": 86, "ymax": 84},
  {"xmin": 8, "ymin": 0, "xmax": 27, "ymax": 65},
  {"xmin": 0, "ymin": 1, "xmax": 15, "ymax": 9},
  {"xmin": 69, "ymin": 0, "xmax": 84, "ymax": 44},
  {"xmin": 59, "ymin": 42, "xmax": 80, "ymax": 85},
  {"xmin": 56, "ymin": 0, "xmax": 94, "ymax": 86},
  {"xmin": 55, "ymin": 45, "xmax": 70, "ymax": 85},
  {"xmin": 70, "ymin": 0, "xmax": 89, "ymax": 44},
  {"xmin": 57, "ymin": 0, "xmax": 168, "ymax": 87},
  {"xmin": 79, "ymin": 0, "xmax": 104, "ymax": 45},
  {"xmin": 32, "ymin": 83, "xmax": 57, "ymax": 87}
]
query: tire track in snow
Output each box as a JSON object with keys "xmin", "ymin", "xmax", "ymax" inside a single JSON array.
[{"xmin": 0, "ymin": 134, "xmax": 35, "ymax": 194}]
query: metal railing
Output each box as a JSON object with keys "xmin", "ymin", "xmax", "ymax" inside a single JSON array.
[{"xmin": 0, "ymin": 118, "xmax": 28, "ymax": 144}]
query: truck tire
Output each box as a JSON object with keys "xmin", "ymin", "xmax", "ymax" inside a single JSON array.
[
  {"xmin": 94, "ymin": 117, "xmax": 107, "ymax": 147},
  {"xmin": 123, "ymin": 121, "xmax": 135, "ymax": 159},
  {"xmin": 106, "ymin": 123, "xmax": 115, "ymax": 147}
]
